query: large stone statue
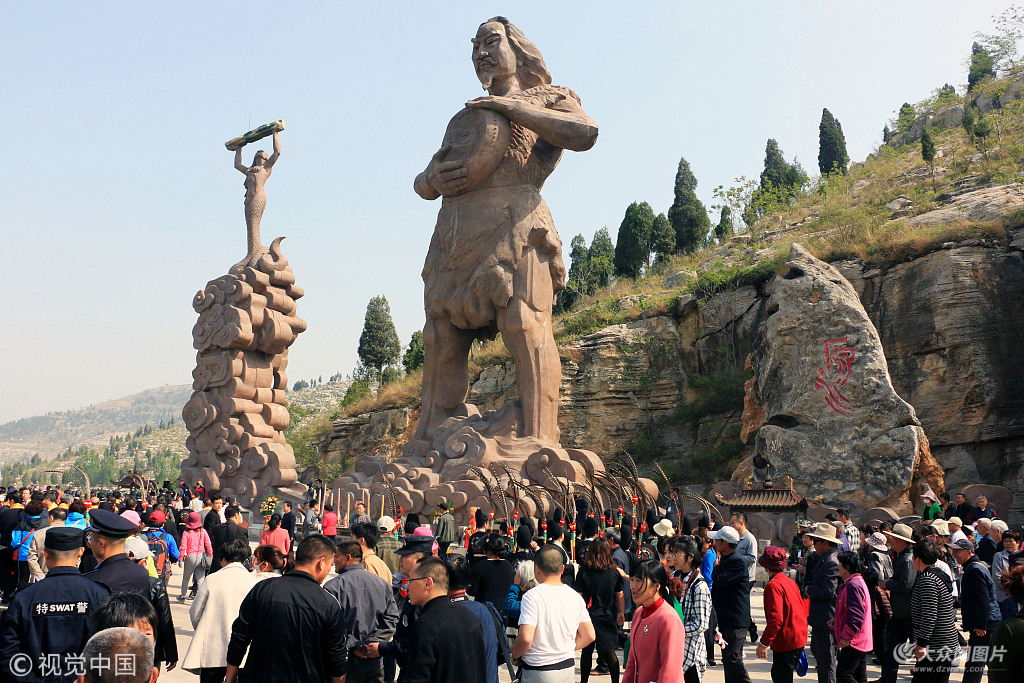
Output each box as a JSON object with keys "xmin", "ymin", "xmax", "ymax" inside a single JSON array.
[
  {"xmin": 412, "ymin": 16, "xmax": 597, "ymax": 451},
  {"xmin": 180, "ymin": 123, "xmax": 307, "ymax": 508},
  {"xmin": 333, "ymin": 19, "xmax": 655, "ymax": 524}
]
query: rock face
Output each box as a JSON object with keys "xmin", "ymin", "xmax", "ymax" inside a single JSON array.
[
  {"xmin": 837, "ymin": 243, "xmax": 1024, "ymax": 518},
  {"xmin": 895, "ymin": 104, "xmax": 964, "ymax": 145},
  {"xmin": 321, "ymin": 409, "xmax": 411, "ymax": 469},
  {"xmin": 744, "ymin": 244, "xmax": 941, "ymax": 508},
  {"xmin": 466, "ymin": 316, "xmax": 687, "ymax": 456}
]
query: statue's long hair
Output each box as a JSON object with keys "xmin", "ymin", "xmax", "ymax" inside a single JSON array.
[{"xmin": 484, "ymin": 17, "xmax": 552, "ymax": 90}]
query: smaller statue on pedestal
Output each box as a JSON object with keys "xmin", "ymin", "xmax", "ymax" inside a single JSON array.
[{"xmin": 226, "ymin": 121, "xmax": 284, "ymax": 274}]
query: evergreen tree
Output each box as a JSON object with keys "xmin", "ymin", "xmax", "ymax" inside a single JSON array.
[
  {"xmin": 897, "ymin": 102, "xmax": 916, "ymax": 130},
  {"xmin": 962, "ymin": 107, "xmax": 977, "ymax": 139},
  {"xmin": 357, "ymin": 295, "xmax": 401, "ymax": 379},
  {"xmin": 882, "ymin": 125, "xmax": 892, "ymax": 144},
  {"xmin": 613, "ymin": 201, "xmax": 655, "ymax": 279},
  {"xmin": 649, "ymin": 213, "xmax": 675, "ymax": 265},
  {"xmin": 759, "ymin": 139, "xmax": 805, "ymax": 194},
  {"xmin": 968, "ymin": 41, "xmax": 996, "ymax": 92},
  {"xmin": 588, "ymin": 228, "xmax": 615, "ymax": 288},
  {"xmin": 818, "ymin": 108, "xmax": 849, "ymax": 175},
  {"xmin": 921, "ymin": 130, "xmax": 937, "ymax": 191},
  {"xmin": 667, "ymin": 157, "xmax": 711, "ymax": 254},
  {"xmin": 937, "ymin": 83, "xmax": 957, "ymax": 102},
  {"xmin": 402, "ymin": 330, "xmax": 425, "ymax": 373},
  {"xmin": 974, "ymin": 113, "xmax": 993, "ymax": 159},
  {"xmin": 558, "ymin": 234, "xmax": 591, "ymax": 311},
  {"xmin": 715, "ymin": 206, "xmax": 734, "ymax": 241}
]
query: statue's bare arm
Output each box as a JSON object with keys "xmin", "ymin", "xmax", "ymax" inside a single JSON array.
[
  {"xmin": 234, "ymin": 148, "xmax": 248, "ymax": 174},
  {"xmin": 465, "ymin": 94, "xmax": 598, "ymax": 152},
  {"xmin": 265, "ymin": 131, "xmax": 282, "ymax": 169}
]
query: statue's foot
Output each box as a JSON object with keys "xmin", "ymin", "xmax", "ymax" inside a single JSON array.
[{"xmin": 228, "ymin": 248, "xmax": 270, "ymax": 275}]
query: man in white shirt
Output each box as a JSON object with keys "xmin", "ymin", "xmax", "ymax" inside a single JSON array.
[{"xmin": 512, "ymin": 545, "xmax": 596, "ymax": 683}]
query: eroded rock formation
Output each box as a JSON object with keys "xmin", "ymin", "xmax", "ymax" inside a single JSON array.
[
  {"xmin": 180, "ymin": 241, "xmax": 307, "ymax": 507},
  {"xmin": 742, "ymin": 244, "xmax": 942, "ymax": 508}
]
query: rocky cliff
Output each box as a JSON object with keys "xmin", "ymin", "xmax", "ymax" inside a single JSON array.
[{"xmin": 320, "ymin": 201, "xmax": 1024, "ymax": 521}]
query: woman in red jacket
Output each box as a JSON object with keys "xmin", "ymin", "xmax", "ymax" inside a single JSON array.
[
  {"xmin": 834, "ymin": 551, "xmax": 872, "ymax": 683},
  {"xmin": 623, "ymin": 559, "xmax": 685, "ymax": 683},
  {"xmin": 756, "ymin": 546, "xmax": 809, "ymax": 683}
]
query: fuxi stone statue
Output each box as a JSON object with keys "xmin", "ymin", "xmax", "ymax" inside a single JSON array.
[
  {"xmin": 180, "ymin": 122, "xmax": 307, "ymax": 508},
  {"xmin": 334, "ymin": 18, "xmax": 656, "ymax": 523}
]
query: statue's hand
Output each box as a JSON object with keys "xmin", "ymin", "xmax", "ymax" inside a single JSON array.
[
  {"xmin": 466, "ymin": 95, "xmax": 518, "ymax": 116},
  {"xmin": 426, "ymin": 145, "xmax": 469, "ymax": 196}
]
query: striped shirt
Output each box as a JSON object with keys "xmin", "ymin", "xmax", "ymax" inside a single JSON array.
[{"xmin": 911, "ymin": 567, "xmax": 960, "ymax": 655}]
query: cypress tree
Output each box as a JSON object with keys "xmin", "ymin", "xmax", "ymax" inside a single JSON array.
[
  {"xmin": 968, "ymin": 42, "xmax": 996, "ymax": 92},
  {"xmin": 818, "ymin": 108, "xmax": 849, "ymax": 175},
  {"xmin": 667, "ymin": 157, "xmax": 711, "ymax": 254},
  {"xmin": 921, "ymin": 130, "xmax": 936, "ymax": 191},
  {"xmin": 649, "ymin": 213, "xmax": 676, "ymax": 264},
  {"xmin": 357, "ymin": 295, "xmax": 401, "ymax": 379},
  {"xmin": 759, "ymin": 139, "xmax": 805, "ymax": 196},
  {"xmin": 614, "ymin": 201, "xmax": 655, "ymax": 279},
  {"xmin": 897, "ymin": 103, "xmax": 916, "ymax": 131},
  {"xmin": 557, "ymin": 234, "xmax": 592, "ymax": 311},
  {"xmin": 715, "ymin": 206, "xmax": 734, "ymax": 241},
  {"xmin": 402, "ymin": 330, "xmax": 425, "ymax": 373},
  {"xmin": 588, "ymin": 228, "xmax": 615, "ymax": 289}
]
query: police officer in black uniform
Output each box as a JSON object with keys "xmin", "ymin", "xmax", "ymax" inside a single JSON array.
[
  {"xmin": 83, "ymin": 509, "xmax": 150, "ymax": 595},
  {"xmin": 361, "ymin": 535, "xmax": 434, "ymax": 683},
  {"xmin": 0, "ymin": 526, "xmax": 110, "ymax": 683}
]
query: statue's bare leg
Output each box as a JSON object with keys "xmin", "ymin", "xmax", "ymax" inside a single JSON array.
[
  {"xmin": 413, "ymin": 317, "xmax": 478, "ymax": 442},
  {"xmin": 497, "ymin": 246, "xmax": 560, "ymax": 443}
]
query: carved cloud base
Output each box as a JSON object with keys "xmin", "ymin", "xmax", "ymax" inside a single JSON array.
[{"xmin": 333, "ymin": 401, "xmax": 657, "ymax": 525}]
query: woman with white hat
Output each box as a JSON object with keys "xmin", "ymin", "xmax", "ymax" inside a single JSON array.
[{"xmin": 920, "ymin": 489, "xmax": 942, "ymax": 524}]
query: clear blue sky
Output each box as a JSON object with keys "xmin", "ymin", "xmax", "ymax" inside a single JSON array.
[{"xmin": 1, "ymin": 2, "xmax": 1014, "ymax": 424}]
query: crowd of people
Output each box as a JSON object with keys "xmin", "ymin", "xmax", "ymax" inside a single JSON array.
[{"xmin": 1, "ymin": 482, "xmax": 1024, "ymax": 683}]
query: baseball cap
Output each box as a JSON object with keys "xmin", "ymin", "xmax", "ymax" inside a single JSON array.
[
  {"xmin": 949, "ymin": 537, "xmax": 976, "ymax": 552},
  {"xmin": 377, "ymin": 515, "xmax": 396, "ymax": 532},
  {"xmin": 125, "ymin": 536, "xmax": 153, "ymax": 560},
  {"xmin": 709, "ymin": 526, "xmax": 740, "ymax": 544}
]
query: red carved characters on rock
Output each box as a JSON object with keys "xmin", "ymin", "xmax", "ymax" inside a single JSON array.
[{"xmin": 814, "ymin": 337, "xmax": 855, "ymax": 415}]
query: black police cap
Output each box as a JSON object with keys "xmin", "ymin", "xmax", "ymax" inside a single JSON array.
[{"xmin": 45, "ymin": 526, "xmax": 85, "ymax": 551}]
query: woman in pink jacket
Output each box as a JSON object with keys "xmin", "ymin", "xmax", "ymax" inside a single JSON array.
[
  {"xmin": 178, "ymin": 511, "xmax": 213, "ymax": 602},
  {"xmin": 833, "ymin": 551, "xmax": 872, "ymax": 683},
  {"xmin": 623, "ymin": 559, "xmax": 685, "ymax": 683}
]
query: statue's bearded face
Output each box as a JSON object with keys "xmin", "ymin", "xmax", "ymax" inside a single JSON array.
[{"xmin": 472, "ymin": 22, "xmax": 517, "ymax": 90}]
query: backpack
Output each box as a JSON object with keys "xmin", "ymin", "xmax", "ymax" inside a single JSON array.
[{"xmin": 145, "ymin": 530, "xmax": 171, "ymax": 583}]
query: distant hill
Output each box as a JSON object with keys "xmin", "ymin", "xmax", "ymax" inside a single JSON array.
[
  {"xmin": 0, "ymin": 385, "xmax": 192, "ymax": 462},
  {"xmin": 0, "ymin": 378, "xmax": 353, "ymax": 488}
]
